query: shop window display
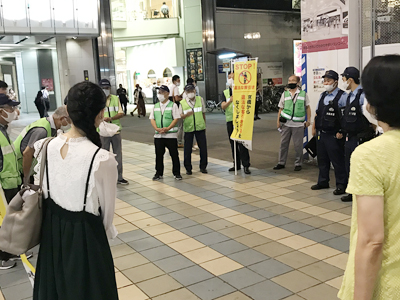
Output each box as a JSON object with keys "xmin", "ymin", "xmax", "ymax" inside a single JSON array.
[{"xmin": 111, "ymin": 0, "xmax": 176, "ymax": 21}]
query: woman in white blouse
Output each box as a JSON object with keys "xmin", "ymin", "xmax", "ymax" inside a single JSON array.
[{"xmin": 33, "ymin": 82, "xmax": 119, "ymax": 300}]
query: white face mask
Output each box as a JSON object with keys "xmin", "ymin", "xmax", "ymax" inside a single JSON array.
[
  {"xmin": 187, "ymin": 92, "xmax": 195, "ymax": 99},
  {"xmin": 1, "ymin": 110, "xmax": 17, "ymax": 124},
  {"xmin": 342, "ymin": 80, "xmax": 351, "ymax": 90},
  {"xmin": 228, "ymin": 78, "xmax": 234, "ymax": 87},
  {"xmin": 175, "ymin": 82, "xmax": 181, "ymax": 87},
  {"xmin": 157, "ymin": 94, "xmax": 166, "ymax": 102},
  {"xmin": 324, "ymin": 84, "xmax": 335, "ymax": 92},
  {"xmin": 60, "ymin": 120, "xmax": 72, "ymax": 132},
  {"xmin": 103, "ymin": 89, "xmax": 110, "ymax": 97}
]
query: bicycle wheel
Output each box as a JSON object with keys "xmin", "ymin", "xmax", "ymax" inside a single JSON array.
[{"xmin": 206, "ymin": 100, "xmax": 215, "ymax": 112}]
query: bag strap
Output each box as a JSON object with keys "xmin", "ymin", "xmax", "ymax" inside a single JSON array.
[
  {"xmin": 83, "ymin": 148, "xmax": 101, "ymax": 212},
  {"xmin": 39, "ymin": 138, "xmax": 54, "ymax": 195}
]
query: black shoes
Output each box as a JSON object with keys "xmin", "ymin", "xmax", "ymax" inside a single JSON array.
[
  {"xmin": 175, "ymin": 175, "xmax": 183, "ymax": 181},
  {"xmin": 244, "ymin": 167, "xmax": 251, "ymax": 174},
  {"xmin": 294, "ymin": 166, "xmax": 302, "ymax": 171},
  {"xmin": 200, "ymin": 169, "xmax": 208, "ymax": 174},
  {"xmin": 118, "ymin": 179, "xmax": 129, "ymax": 185},
  {"xmin": 311, "ymin": 184, "xmax": 329, "ymax": 190},
  {"xmin": 333, "ymin": 188, "xmax": 346, "ymax": 195},
  {"xmin": 273, "ymin": 164, "xmax": 285, "ymax": 170},
  {"xmin": 152, "ymin": 174, "xmax": 163, "ymax": 181},
  {"xmin": 341, "ymin": 194, "xmax": 353, "ymax": 202},
  {"xmin": 186, "ymin": 170, "xmax": 193, "ymax": 175},
  {"xmin": 229, "ymin": 167, "xmax": 241, "ymax": 172}
]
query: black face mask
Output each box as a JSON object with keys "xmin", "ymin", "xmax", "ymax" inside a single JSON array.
[{"xmin": 287, "ymin": 83, "xmax": 298, "ymax": 90}]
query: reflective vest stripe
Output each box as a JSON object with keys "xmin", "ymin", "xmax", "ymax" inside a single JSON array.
[
  {"xmin": 107, "ymin": 106, "xmax": 119, "ymax": 112},
  {"xmin": 1, "ymin": 145, "xmax": 15, "ymax": 155},
  {"xmin": 280, "ymin": 111, "xmax": 292, "ymax": 120}
]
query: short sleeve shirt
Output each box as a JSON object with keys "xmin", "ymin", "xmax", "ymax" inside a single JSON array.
[
  {"xmin": 149, "ymin": 100, "xmax": 181, "ymax": 139},
  {"xmin": 278, "ymin": 89, "xmax": 311, "ymax": 128},
  {"xmin": 168, "ymin": 84, "xmax": 180, "ymax": 98},
  {"xmin": 339, "ymin": 130, "xmax": 400, "ymax": 299}
]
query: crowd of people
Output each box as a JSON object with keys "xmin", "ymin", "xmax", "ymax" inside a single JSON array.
[{"xmin": 0, "ymin": 55, "xmax": 398, "ymax": 299}]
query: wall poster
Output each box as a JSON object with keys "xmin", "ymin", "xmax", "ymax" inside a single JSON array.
[{"xmin": 186, "ymin": 48, "xmax": 204, "ymax": 81}]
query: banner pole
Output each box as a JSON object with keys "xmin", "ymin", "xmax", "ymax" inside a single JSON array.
[{"xmin": 234, "ymin": 141, "xmax": 237, "ymax": 176}]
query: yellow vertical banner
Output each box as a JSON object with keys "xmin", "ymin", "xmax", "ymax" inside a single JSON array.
[{"xmin": 230, "ymin": 60, "xmax": 258, "ymax": 150}]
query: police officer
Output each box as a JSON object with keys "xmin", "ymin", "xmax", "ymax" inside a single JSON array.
[
  {"xmin": 221, "ymin": 71, "xmax": 251, "ymax": 174},
  {"xmin": 14, "ymin": 106, "xmax": 70, "ymax": 185},
  {"xmin": 340, "ymin": 67, "xmax": 372, "ymax": 202},
  {"xmin": 179, "ymin": 84, "xmax": 208, "ymax": 174},
  {"xmin": 311, "ymin": 70, "xmax": 348, "ymax": 195},
  {"xmin": 149, "ymin": 85, "xmax": 182, "ymax": 181},
  {"xmin": 99, "ymin": 79, "xmax": 129, "ymax": 185},
  {"xmin": 0, "ymin": 94, "xmax": 23, "ymax": 269}
]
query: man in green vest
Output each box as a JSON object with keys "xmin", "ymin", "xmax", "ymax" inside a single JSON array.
[
  {"xmin": 274, "ymin": 75, "xmax": 311, "ymax": 171},
  {"xmin": 149, "ymin": 85, "xmax": 182, "ymax": 181},
  {"xmin": 0, "ymin": 94, "xmax": 24, "ymax": 269},
  {"xmin": 14, "ymin": 106, "xmax": 70, "ymax": 185},
  {"xmin": 221, "ymin": 71, "xmax": 251, "ymax": 174},
  {"xmin": 179, "ymin": 84, "xmax": 208, "ymax": 175},
  {"xmin": 99, "ymin": 79, "xmax": 128, "ymax": 185}
]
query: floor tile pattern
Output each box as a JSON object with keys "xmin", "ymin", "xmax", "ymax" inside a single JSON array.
[{"xmin": 0, "ymin": 139, "xmax": 352, "ymax": 300}]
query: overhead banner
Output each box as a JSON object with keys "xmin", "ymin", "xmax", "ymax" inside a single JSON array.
[
  {"xmin": 301, "ymin": 0, "xmax": 349, "ymax": 53},
  {"xmin": 230, "ymin": 60, "xmax": 258, "ymax": 150}
]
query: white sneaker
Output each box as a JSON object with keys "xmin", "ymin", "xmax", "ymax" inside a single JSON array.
[{"xmin": 0, "ymin": 260, "xmax": 16, "ymax": 270}]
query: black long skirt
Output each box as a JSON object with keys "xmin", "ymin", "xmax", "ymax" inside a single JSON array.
[{"xmin": 33, "ymin": 199, "xmax": 118, "ymax": 300}]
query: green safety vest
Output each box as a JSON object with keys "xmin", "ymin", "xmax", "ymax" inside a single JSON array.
[
  {"xmin": 0, "ymin": 130, "xmax": 21, "ymax": 190},
  {"xmin": 105, "ymin": 95, "xmax": 122, "ymax": 130},
  {"xmin": 153, "ymin": 101, "xmax": 178, "ymax": 134},
  {"xmin": 14, "ymin": 118, "xmax": 52, "ymax": 172},
  {"xmin": 224, "ymin": 89, "xmax": 233, "ymax": 122},
  {"xmin": 281, "ymin": 90, "xmax": 306, "ymax": 122},
  {"xmin": 181, "ymin": 96, "xmax": 206, "ymax": 132}
]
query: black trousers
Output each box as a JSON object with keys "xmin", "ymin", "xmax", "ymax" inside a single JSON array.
[
  {"xmin": 227, "ymin": 121, "xmax": 250, "ymax": 168},
  {"xmin": 36, "ymin": 104, "xmax": 45, "ymax": 118},
  {"xmin": 317, "ymin": 131, "xmax": 347, "ymax": 189},
  {"xmin": 184, "ymin": 130, "xmax": 208, "ymax": 171},
  {"xmin": 0, "ymin": 188, "xmax": 19, "ymax": 261},
  {"xmin": 154, "ymin": 138, "xmax": 181, "ymax": 176},
  {"xmin": 255, "ymin": 101, "xmax": 261, "ymax": 117},
  {"xmin": 345, "ymin": 135, "xmax": 359, "ymax": 183},
  {"xmin": 121, "ymin": 102, "xmax": 127, "ymax": 115}
]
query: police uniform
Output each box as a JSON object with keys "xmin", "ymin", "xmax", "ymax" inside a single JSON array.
[
  {"xmin": 313, "ymin": 73, "xmax": 348, "ymax": 193},
  {"xmin": 222, "ymin": 87, "xmax": 250, "ymax": 173},
  {"xmin": 179, "ymin": 85, "xmax": 208, "ymax": 174}
]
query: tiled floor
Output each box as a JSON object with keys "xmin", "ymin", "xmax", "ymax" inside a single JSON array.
[{"xmin": 0, "ymin": 137, "xmax": 351, "ymax": 300}]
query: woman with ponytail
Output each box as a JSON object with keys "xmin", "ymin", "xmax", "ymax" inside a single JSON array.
[{"xmin": 33, "ymin": 82, "xmax": 119, "ymax": 300}]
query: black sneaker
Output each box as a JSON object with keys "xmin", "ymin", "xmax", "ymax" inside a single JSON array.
[
  {"xmin": 333, "ymin": 188, "xmax": 346, "ymax": 195},
  {"xmin": 228, "ymin": 167, "xmax": 241, "ymax": 172},
  {"xmin": 200, "ymin": 169, "xmax": 208, "ymax": 174},
  {"xmin": 0, "ymin": 260, "xmax": 16, "ymax": 270},
  {"xmin": 175, "ymin": 175, "xmax": 183, "ymax": 181},
  {"xmin": 186, "ymin": 170, "xmax": 192, "ymax": 175},
  {"xmin": 341, "ymin": 194, "xmax": 353, "ymax": 202},
  {"xmin": 117, "ymin": 179, "xmax": 129, "ymax": 185},
  {"xmin": 294, "ymin": 166, "xmax": 302, "ymax": 171},
  {"xmin": 311, "ymin": 184, "xmax": 330, "ymax": 190},
  {"xmin": 152, "ymin": 174, "xmax": 163, "ymax": 181},
  {"xmin": 10, "ymin": 251, "xmax": 33, "ymax": 261},
  {"xmin": 273, "ymin": 164, "xmax": 285, "ymax": 170}
]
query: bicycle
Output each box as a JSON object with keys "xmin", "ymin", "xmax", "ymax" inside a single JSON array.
[{"xmin": 206, "ymin": 98, "xmax": 225, "ymax": 114}]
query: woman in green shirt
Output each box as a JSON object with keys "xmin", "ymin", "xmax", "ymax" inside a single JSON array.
[{"xmin": 339, "ymin": 55, "xmax": 400, "ymax": 299}]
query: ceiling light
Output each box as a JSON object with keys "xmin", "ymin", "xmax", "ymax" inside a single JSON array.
[
  {"xmin": 219, "ymin": 53, "xmax": 237, "ymax": 59},
  {"xmin": 72, "ymin": 36, "xmax": 77, "ymax": 40},
  {"xmin": 244, "ymin": 32, "xmax": 261, "ymax": 40}
]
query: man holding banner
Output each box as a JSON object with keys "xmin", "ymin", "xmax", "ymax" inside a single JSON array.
[
  {"xmin": 229, "ymin": 59, "xmax": 258, "ymax": 174},
  {"xmin": 222, "ymin": 71, "xmax": 251, "ymax": 174}
]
